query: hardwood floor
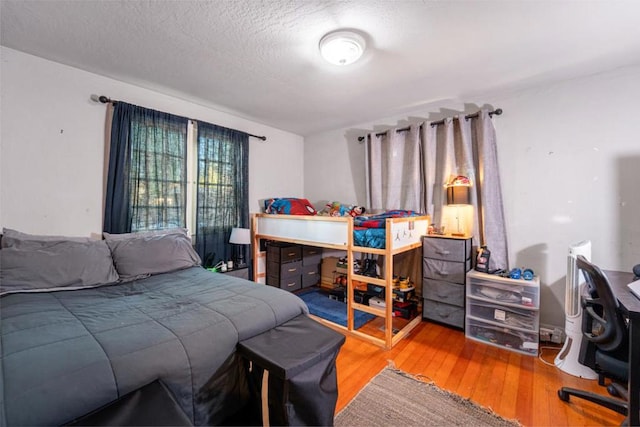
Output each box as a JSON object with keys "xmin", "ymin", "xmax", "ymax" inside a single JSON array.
[{"xmin": 334, "ymin": 320, "xmax": 625, "ymax": 426}]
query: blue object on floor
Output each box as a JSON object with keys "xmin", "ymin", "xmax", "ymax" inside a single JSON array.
[{"xmin": 297, "ymin": 289, "xmax": 375, "ymax": 329}]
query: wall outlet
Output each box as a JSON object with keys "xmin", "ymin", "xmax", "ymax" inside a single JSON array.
[
  {"xmin": 540, "ymin": 327, "xmax": 554, "ymax": 342},
  {"xmin": 540, "ymin": 325, "xmax": 565, "ymax": 344}
]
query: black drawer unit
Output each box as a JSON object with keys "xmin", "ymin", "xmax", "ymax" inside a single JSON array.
[
  {"xmin": 301, "ymin": 263, "xmax": 321, "ymax": 288},
  {"xmin": 422, "ymin": 235, "xmax": 472, "ymax": 329},
  {"xmin": 266, "ymin": 242, "xmax": 322, "ymax": 292},
  {"xmin": 267, "ymin": 242, "xmax": 302, "ymax": 264},
  {"xmin": 301, "ymin": 245, "xmax": 322, "ymax": 266}
]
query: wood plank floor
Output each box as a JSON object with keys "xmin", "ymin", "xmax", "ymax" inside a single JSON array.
[{"xmin": 334, "ymin": 320, "xmax": 625, "ymax": 426}]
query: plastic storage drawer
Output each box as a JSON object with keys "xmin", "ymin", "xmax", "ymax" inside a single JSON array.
[
  {"xmin": 467, "ymin": 276, "xmax": 539, "ymax": 309},
  {"xmin": 467, "ymin": 300, "xmax": 537, "ymax": 331},
  {"xmin": 466, "ymin": 318, "xmax": 538, "ymax": 355}
]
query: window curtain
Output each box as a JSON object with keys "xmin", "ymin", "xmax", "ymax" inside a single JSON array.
[
  {"xmin": 366, "ymin": 109, "xmax": 508, "ymax": 270},
  {"xmin": 104, "ymin": 102, "xmax": 188, "ymax": 234},
  {"xmin": 195, "ymin": 122, "xmax": 249, "ymax": 268},
  {"xmin": 365, "ymin": 123, "xmax": 422, "ymax": 211}
]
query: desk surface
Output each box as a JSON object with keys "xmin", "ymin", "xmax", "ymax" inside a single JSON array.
[{"xmin": 605, "ymin": 270, "xmax": 640, "ymax": 319}]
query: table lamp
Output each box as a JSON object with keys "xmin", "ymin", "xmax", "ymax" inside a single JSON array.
[
  {"xmin": 446, "ymin": 176, "xmax": 471, "ymax": 237},
  {"xmin": 229, "ymin": 227, "xmax": 251, "ymax": 268}
]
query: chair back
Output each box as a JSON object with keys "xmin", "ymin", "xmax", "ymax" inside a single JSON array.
[{"xmin": 577, "ymin": 255, "xmax": 627, "ymax": 354}]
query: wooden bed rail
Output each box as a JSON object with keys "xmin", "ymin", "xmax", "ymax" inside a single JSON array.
[{"xmin": 251, "ymin": 212, "xmax": 430, "ymax": 349}]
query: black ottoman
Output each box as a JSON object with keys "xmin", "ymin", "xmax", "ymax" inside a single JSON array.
[{"xmin": 238, "ymin": 314, "xmax": 345, "ymax": 426}]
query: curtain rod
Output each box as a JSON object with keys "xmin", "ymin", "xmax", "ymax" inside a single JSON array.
[
  {"xmin": 96, "ymin": 95, "xmax": 267, "ymax": 141},
  {"xmin": 356, "ymin": 108, "xmax": 503, "ymax": 142}
]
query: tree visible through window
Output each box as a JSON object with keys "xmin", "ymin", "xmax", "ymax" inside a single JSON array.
[
  {"xmin": 129, "ymin": 117, "xmax": 187, "ymax": 231},
  {"xmin": 195, "ymin": 122, "xmax": 249, "ymax": 267}
]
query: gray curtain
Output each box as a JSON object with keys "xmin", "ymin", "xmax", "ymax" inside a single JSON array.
[
  {"xmin": 365, "ymin": 123, "xmax": 421, "ymax": 212},
  {"xmin": 366, "ymin": 109, "xmax": 509, "ymax": 270},
  {"xmin": 473, "ymin": 111, "xmax": 509, "ymax": 271}
]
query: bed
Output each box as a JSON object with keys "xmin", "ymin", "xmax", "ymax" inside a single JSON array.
[
  {"xmin": 251, "ymin": 209, "xmax": 429, "ymax": 349},
  {"xmin": 0, "ymin": 228, "xmax": 308, "ymax": 426}
]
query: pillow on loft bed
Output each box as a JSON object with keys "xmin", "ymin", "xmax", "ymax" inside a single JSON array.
[
  {"xmin": 352, "ymin": 210, "xmax": 423, "ymax": 249},
  {"xmin": 354, "ymin": 209, "xmax": 421, "ymax": 228},
  {"xmin": 0, "ymin": 236, "xmax": 119, "ymax": 296},
  {"xmin": 103, "ymin": 228, "xmax": 201, "ymax": 281},
  {"xmin": 264, "ymin": 198, "xmax": 317, "ymax": 215}
]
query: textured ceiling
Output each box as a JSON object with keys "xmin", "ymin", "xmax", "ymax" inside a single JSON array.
[{"xmin": 2, "ymin": 0, "xmax": 640, "ymax": 136}]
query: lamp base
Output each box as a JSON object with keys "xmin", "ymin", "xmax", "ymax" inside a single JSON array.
[{"xmin": 235, "ymin": 254, "xmax": 247, "ymax": 269}]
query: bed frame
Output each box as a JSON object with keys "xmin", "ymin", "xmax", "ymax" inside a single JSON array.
[{"xmin": 251, "ymin": 213, "xmax": 430, "ymax": 349}]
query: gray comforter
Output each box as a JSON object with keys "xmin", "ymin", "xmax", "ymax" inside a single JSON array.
[{"xmin": 0, "ymin": 267, "xmax": 308, "ymax": 426}]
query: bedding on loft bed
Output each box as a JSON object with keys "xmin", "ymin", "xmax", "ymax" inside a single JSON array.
[
  {"xmin": 0, "ymin": 228, "xmax": 308, "ymax": 426},
  {"xmin": 352, "ymin": 210, "xmax": 421, "ymax": 249},
  {"xmin": 263, "ymin": 198, "xmax": 422, "ymax": 249}
]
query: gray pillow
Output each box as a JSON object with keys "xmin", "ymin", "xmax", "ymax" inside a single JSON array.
[
  {"xmin": 0, "ymin": 239, "xmax": 120, "ymax": 296},
  {"xmin": 104, "ymin": 231, "xmax": 201, "ymax": 280},
  {"xmin": 103, "ymin": 228, "xmax": 189, "ymax": 241},
  {"xmin": 1, "ymin": 227, "xmax": 92, "ymax": 248}
]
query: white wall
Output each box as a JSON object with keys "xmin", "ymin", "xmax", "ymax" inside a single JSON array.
[
  {"xmin": 2, "ymin": 46, "xmax": 638, "ymax": 328},
  {"xmin": 305, "ymin": 65, "xmax": 640, "ymax": 327},
  {"xmin": 0, "ymin": 47, "xmax": 304, "ymax": 238}
]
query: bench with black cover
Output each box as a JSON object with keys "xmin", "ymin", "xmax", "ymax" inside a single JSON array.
[{"xmin": 237, "ymin": 314, "xmax": 345, "ymax": 426}]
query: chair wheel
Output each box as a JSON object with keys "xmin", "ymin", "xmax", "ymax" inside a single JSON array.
[{"xmin": 558, "ymin": 389, "xmax": 570, "ymax": 402}]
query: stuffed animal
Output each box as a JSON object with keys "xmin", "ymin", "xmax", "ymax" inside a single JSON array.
[
  {"xmin": 330, "ymin": 202, "xmax": 348, "ymax": 217},
  {"xmin": 349, "ymin": 205, "xmax": 366, "ymax": 217},
  {"xmin": 317, "ymin": 201, "xmax": 366, "ymax": 217}
]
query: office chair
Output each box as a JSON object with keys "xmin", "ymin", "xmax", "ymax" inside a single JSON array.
[{"xmin": 557, "ymin": 255, "xmax": 629, "ymax": 419}]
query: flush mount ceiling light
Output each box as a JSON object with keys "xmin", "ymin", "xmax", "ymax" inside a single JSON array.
[{"xmin": 319, "ymin": 30, "xmax": 366, "ymax": 66}]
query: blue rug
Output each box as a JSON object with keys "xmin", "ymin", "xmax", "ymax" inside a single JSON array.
[{"xmin": 297, "ymin": 289, "xmax": 376, "ymax": 329}]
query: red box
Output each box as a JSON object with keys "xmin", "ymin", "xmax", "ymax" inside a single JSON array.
[{"xmin": 393, "ymin": 301, "xmax": 417, "ymax": 319}]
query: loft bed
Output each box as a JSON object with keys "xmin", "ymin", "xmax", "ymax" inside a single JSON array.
[{"xmin": 251, "ymin": 212, "xmax": 430, "ymax": 349}]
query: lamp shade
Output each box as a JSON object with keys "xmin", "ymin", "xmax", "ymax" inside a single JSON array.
[
  {"xmin": 229, "ymin": 227, "xmax": 251, "ymax": 245},
  {"xmin": 447, "ymin": 185, "xmax": 470, "ymax": 205}
]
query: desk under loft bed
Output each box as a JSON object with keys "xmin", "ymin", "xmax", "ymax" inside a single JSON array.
[{"xmin": 251, "ymin": 213, "xmax": 430, "ymax": 349}]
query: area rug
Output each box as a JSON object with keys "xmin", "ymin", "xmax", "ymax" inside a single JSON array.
[
  {"xmin": 334, "ymin": 366, "xmax": 521, "ymax": 427},
  {"xmin": 297, "ymin": 289, "xmax": 375, "ymax": 329}
]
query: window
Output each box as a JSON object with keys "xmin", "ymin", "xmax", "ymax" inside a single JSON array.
[
  {"xmin": 104, "ymin": 102, "xmax": 249, "ymax": 266},
  {"xmin": 194, "ymin": 122, "xmax": 249, "ymax": 266},
  {"xmin": 129, "ymin": 116, "xmax": 187, "ymax": 231}
]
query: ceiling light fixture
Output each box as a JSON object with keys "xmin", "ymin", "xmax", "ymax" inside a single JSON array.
[{"xmin": 319, "ymin": 30, "xmax": 366, "ymax": 66}]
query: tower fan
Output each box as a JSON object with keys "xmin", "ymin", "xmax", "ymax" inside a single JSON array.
[{"xmin": 554, "ymin": 240, "xmax": 597, "ymax": 379}]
